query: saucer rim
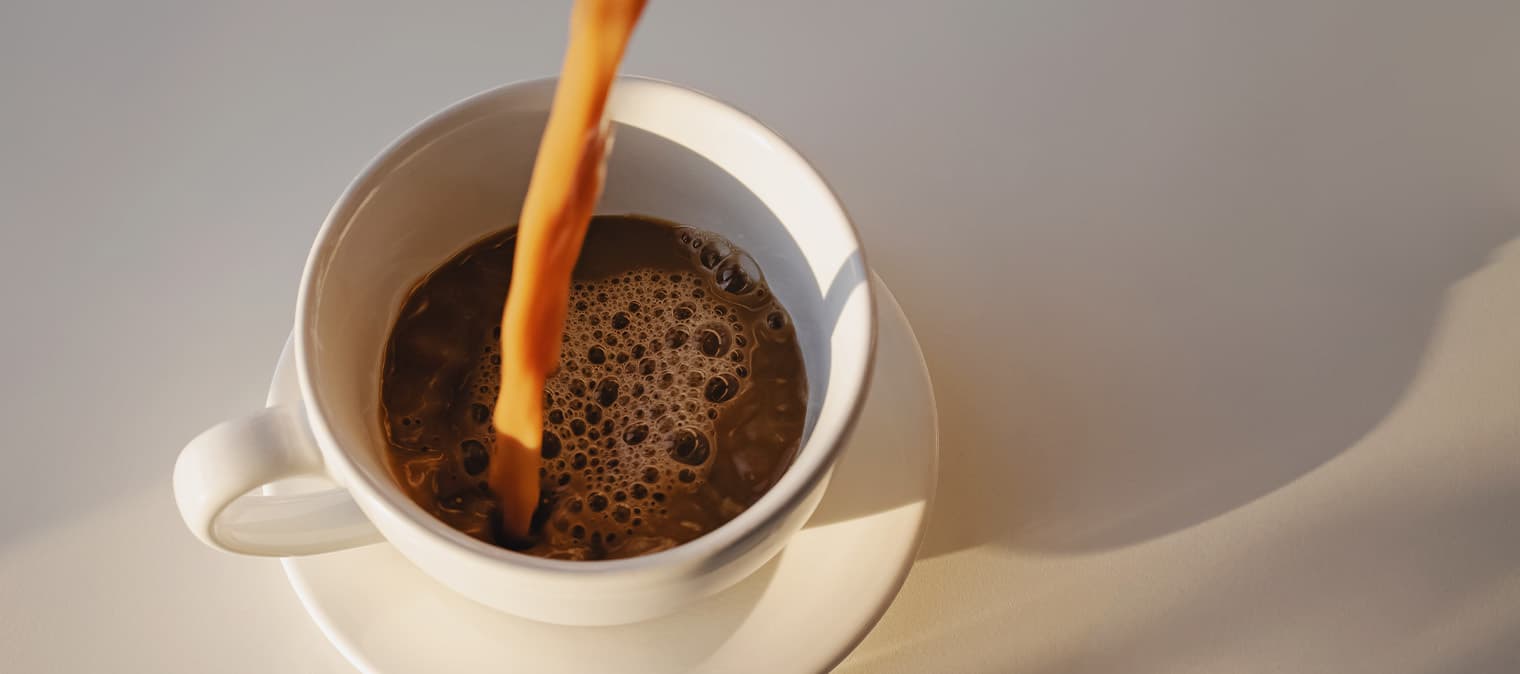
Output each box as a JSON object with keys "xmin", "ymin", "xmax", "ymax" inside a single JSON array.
[{"xmin": 268, "ymin": 272, "xmax": 938, "ymax": 673}]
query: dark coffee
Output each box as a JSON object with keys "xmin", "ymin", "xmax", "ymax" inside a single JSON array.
[{"xmin": 380, "ymin": 215, "xmax": 807, "ymax": 560}]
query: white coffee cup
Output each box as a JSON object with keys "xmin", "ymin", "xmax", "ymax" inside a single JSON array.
[{"xmin": 172, "ymin": 77, "xmax": 875, "ymax": 626}]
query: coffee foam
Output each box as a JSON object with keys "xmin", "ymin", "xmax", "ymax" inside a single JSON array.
[{"xmin": 450, "ymin": 237, "xmax": 779, "ymax": 557}]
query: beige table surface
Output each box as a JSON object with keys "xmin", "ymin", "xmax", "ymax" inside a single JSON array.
[{"xmin": 3, "ymin": 1, "xmax": 1520, "ymax": 672}]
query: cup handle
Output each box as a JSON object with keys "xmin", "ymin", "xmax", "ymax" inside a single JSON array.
[{"xmin": 172, "ymin": 405, "xmax": 382, "ymax": 555}]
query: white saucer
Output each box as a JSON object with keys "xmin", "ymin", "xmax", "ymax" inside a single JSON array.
[{"xmin": 265, "ymin": 275, "xmax": 938, "ymax": 673}]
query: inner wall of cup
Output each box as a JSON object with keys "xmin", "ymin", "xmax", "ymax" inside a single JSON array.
[{"xmin": 307, "ymin": 81, "xmax": 869, "ymax": 496}]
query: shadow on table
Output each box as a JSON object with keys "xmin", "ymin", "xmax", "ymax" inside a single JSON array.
[
  {"xmin": 1010, "ymin": 242, "xmax": 1520, "ymax": 668},
  {"xmin": 841, "ymin": 234, "xmax": 1520, "ymax": 672},
  {"xmin": 910, "ymin": 218, "xmax": 1520, "ymax": 558},
  {"xmin": 1010, "ymin": 485, "xmax": 1520, "ymax": 673}
]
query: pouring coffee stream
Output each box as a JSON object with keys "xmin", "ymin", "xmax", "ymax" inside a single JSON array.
[{"xmin": 488, "ymin": 0, "xmax": 648, "ymax": 539}]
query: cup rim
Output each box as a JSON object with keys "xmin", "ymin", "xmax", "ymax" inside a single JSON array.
[{"xmin": 294, "ymin": 76, "xmax": 876, "ymax": 578}]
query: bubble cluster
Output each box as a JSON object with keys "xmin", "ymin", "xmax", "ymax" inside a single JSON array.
[
  {"xmin": 381, "ymin": 216, "xmax": 808, "ymax": 561},
  {"xmin": 465, "ymin": 257, "xmax": 760, "ymax": 557}
]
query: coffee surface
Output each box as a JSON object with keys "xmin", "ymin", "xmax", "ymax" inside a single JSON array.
[{"xmin": 381, "ymin": 215, "xmax": 807, "ymax": 559}]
